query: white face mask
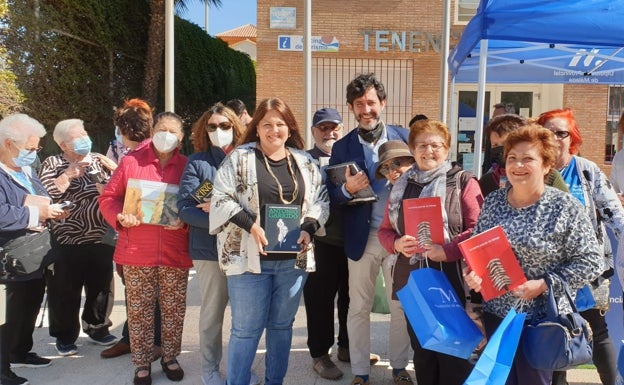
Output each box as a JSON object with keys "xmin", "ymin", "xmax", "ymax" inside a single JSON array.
[
  {"xmin": 208, "ymin": 128, "xmax": 234, "ymax": 148},
  {"xmin": 152, "ymin": 131, "xmax": 179, "ymax": 153}
]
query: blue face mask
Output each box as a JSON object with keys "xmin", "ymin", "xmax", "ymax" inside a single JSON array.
[
  {"xmin": 73, "ymin": 136, "xmax": 92, "ymax": 156},
  {"xmin": 13, "ymin": 149, "xmax": 38, "ymax": 167},
  {"xmin": 115, "ymin": 128, "xmax": 123, "ymax": 145}
]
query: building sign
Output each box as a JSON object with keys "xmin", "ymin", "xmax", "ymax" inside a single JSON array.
[
  {"xmin": 270, "ymin": 7, "xmax": 296, "ymax": 29},
  {"xmin": 278, "ymin": 35, "xmax": 339, "ymax": 52},
  {"xmin": 361, "ymin": 30, "xmax": 460, "ymax": 53}
]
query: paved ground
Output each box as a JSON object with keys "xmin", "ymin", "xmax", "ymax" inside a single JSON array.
[{"xmin": 14, "ymin": 270, "xmax": 602, "ymax": 385}]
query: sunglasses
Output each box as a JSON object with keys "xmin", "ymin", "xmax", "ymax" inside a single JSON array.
[
  {"xmin": 379, "ymin": 159, "xmax": 404, "ymax": 177},
  {"xmin": 315, "ymin": 124, "xmax": 341, "ymax": 132},
  {"xmin": 206, "ymin": 122, "xmax": 233, "ymax": 132},
  {"xmin": 552, "ymin": 131, "xmax": 570, "ymax": 139}
]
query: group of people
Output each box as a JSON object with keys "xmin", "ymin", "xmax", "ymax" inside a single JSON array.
[{"xmin": 0, "ymin": 72, "xmax": 621, "ymax": 385}]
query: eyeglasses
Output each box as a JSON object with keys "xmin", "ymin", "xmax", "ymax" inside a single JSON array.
[
  {"xmin": 414, "ymin": 142, "xmax": 446, "ymax": 152},
  {"xmin": 315, "ymin": 124, "xmax": 341, "ymax": 132},
  {"xmin": 379, "ymin": 159, "xmax": 404, "ymax": 177},
  {"xmin": 206, "ymin": 122, "xmax": 233, "ymax": 132},
  {"xmin": 12, "ymin": 141, "xmax": 42, "ymax": 153},
  {"xmin": 552, "ymin": 131, "xmax": 570, "ymax": 139}
]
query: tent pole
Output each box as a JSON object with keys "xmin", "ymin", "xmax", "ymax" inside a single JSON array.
[
  {"xmin": 474, "ymin": 39, "xmax": 488, "ymax": 179},
  {"xmin": 449, "ymin": 78, "xmax": 458, "ymax": 162},
  {"xmin": 439, "ymin": 0, "xmax": 451, "ymax": 123}
]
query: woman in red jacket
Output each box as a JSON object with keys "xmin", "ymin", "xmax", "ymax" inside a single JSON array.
[{"xmin": 98, "ymin": 112, "xmax": 190, "ymax": 385}]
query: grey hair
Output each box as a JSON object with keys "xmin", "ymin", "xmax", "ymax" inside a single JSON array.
[
  {"xmin": 0, "ymin": 113, "xmax": 47, "ymax": 145},
  {"xmin": 53, "ymin": 119, "xmax": 85, "ymax": 145}
]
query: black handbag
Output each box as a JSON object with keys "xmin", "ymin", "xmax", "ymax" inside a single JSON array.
[
  {"xmin": 1, "ymin": 228, "xmax": 52, "ymax": 278},
  {"xmin": 521, "ymin": 275, "xmax": 593, "ymax": 371}
]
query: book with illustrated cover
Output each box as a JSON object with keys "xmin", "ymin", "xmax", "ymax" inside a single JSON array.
[
  {"xmin": 191, "ymin": 179, "xmax": 214, "ymax": 203},
  {"xmin": 325, "ymin": 162, "xmax": 377, "ymax": 204},
  {"xmin": 122, "ymin": 178, "xmax": 179, "ymax": 226},
  {"xmin": 402, "ymin": 197, "xmax": 445, "ymax": 253},
  {"xmin": 263, "ymin": 204, "xmax": 301, "ymax": 253},
  {"xmin": 458, "ymin": 226, "xmax": 527, "ymax": 301}
]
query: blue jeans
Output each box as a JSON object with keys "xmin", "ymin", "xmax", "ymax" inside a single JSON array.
[{"xmin": 225, "ymin": 260, "xmax": 307, "ymax": 385}]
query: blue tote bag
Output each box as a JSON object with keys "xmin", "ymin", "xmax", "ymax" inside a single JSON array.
[
  {"xmin": 397, "ymin": 267, "xmax": 484, "ymax": 359},
  {"xmin": 463, "ymin": 308, "xmax": 526, "ymax": 385},
  {"xmin": 575, "ymin": 285, "xmax": 596, "ymax": 312}
]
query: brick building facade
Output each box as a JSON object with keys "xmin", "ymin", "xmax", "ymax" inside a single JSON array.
[{"xmin": 255, "ymin": 0, "xmax": 613, "ymax": 173}]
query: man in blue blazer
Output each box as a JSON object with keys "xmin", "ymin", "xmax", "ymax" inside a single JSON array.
[{"xmin": 327, "ymin": 74, "xmax": 413, "ymax": 385}]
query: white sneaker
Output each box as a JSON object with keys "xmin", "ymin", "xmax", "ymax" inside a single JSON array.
[{"xmin": 201, "ymin": 371, "xmax": 225, "ymax": 385}]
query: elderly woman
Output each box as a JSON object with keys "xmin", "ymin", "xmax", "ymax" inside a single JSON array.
[
  {"xmin": 464, "ymin": 123, "xmax": 603, "ymax": 385},
  {"xmin": 377, "ymin": 120, "xmax": 483, "ymax": 385},
  {"xmin": 209, "ymin": 98, "xmax": 328, "ymax": 385},
  {"xmin": 177, "ymin": 103, "xmax": 246, "ymax": 385},
  {"xmin": 536, "ymin": 108, "xmax": 623, "ymax": 385},
  {"xmin": 99, "ymin": 111, "xmax": 190, "ymax": 385},
  {"xmin": 38, "ymin": 119, "xmax": 117, "ymax": 356},
  {"xmin": 190, "ymin": 102, "xmax": 244, "ymax": 155},
  {"xmin": 0, "ymin": 114, "xmax": 65, "ymax": 385},
  {"xmin": 374, "ymin": 140, "xmax": 415, "ymax": 184}
]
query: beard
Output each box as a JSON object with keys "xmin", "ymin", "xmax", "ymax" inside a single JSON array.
[
  {"xmin": 356, "ymin": 112, "xmax": 380, "ymax": 130},
  {"xmin": 318, "ymin": 139, "xmax": 336, "ymax": 154}
]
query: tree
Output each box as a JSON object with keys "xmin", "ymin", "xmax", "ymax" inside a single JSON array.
[
  {"xmin": 143, "ymin": 0, "xmax": 222, "ymax": 106},
  {"xmin": 0, "ymin": 0, "xmax": 24, "ymax": 116},
  {"xmin": 4, "ymin": 0, "xmax": 150, "ymax": 153}
]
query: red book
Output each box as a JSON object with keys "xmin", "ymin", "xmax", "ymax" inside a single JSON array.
[
  {"xmin": 458, "ymin": 226, "xmax": 527, "ymax": 301},
  {"xmin": 402, "ymin": 196, "xmax": 445, "ymax": 253}
]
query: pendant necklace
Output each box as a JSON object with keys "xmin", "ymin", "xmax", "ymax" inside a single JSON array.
[{"xmin": 262, "ymin": 150, "xmax": 299, "ymax": 204}]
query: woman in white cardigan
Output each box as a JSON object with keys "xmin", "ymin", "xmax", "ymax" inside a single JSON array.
[{"xmin": 209, "ymin": 97, "xmax": 329, "ymax": 385}]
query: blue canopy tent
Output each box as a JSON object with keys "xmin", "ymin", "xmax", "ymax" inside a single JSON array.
[
  {"xmin": 447, "ymin": 0, "xmax": 624, "ymax": 178},
  {"xmin": 447, "ymin": 0, "xmax": 624, "ymax": 349}
]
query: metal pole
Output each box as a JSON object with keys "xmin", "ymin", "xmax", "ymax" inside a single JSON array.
[
  {"xmin": 304, "ymin": 0, "xmax": 312, "ymax": 148},
  {"xmin": 474, "ymin": 39, "xmax": 488, "ymax": 179},
  {"xmin": 205, "ymin": 2, "xmax": 209, "ymax": 34},
  {"xmin": 165, "ymin": 0, "xmax": 174, "ymax": 112},
  {"xmin": 439, "ymin": 0, "xmax": 451, "ymax": 123}
]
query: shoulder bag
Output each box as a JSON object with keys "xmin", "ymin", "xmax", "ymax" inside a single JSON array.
[
  {"xmin": 521, "ymin": 276, "xmax": 593, "ymax": 371},
  {"xmin": 1, "ymin": 228, "xmax": 52, "ymax": 279}
]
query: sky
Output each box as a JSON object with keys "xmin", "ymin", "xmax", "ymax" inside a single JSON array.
[{"xmin": 179, "ymin": 0, "xmax": 257, "ymax": 35}]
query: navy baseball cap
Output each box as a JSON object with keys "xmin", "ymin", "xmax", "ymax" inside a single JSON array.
[{"xmin": 312, "ymin": 108, "xmax": 342, "ymax": 127}]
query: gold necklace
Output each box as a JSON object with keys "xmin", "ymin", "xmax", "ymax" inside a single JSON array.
[{"xmin": 262, "ymin": 150, "xmax": 299, "ymax": 204}]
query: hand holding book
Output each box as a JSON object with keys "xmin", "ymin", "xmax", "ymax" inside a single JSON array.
[{"xmin": 458, "ymin": 226, "xmax": 527, "ymax": 301}]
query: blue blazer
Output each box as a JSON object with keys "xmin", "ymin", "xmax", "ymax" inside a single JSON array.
[
  {"xmin": 177, "ymin": 147, "xmax": 226, "ymax": 261},
  {"xmin": 327, "ymin": 125, "xmax": 409, "ymax": 261}
]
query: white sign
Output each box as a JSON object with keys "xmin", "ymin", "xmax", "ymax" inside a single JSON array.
[
  {"xmin": 458, "ymin": 117, "xmax": 476, "ymax": 132},
  {"xmin": 278, "ymin": 35, "xmax": 339, "ymax": 52},
  {"xmin": 270, "ymin": 7, "xmax": 296, "ymax": 29}
]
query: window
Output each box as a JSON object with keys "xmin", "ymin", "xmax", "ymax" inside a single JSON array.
[
  {"xmin": 606, "ymin": 86, "xmax": 624, "ymax": 162},
  {"xmin": 312, "ymin": 58, "xmax": 413, "ymax": 131},
  {"xmin": 456, "ymin": 0, "xmax": 479, "ymax": 24}
]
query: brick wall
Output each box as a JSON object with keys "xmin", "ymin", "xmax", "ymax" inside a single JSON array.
[
  {"xmin": 563, "ymin": 84, "xmax": 610, "ymax": 172},
  {"xmin": 256, "ymin": 0, "xmax": 613, "ymax": 174},
  {"xmin": 257, "ymin": 0, "xmax": 449, "ymax": 128}
]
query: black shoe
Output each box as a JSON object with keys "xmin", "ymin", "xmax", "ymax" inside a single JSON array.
[
  {"xmin": 160, "ymin": 358, "xmax": 184, "ymax": 381},
  {"xmin": 88, "ymin": 329, "xmax": 118, "ymax": 346},
  {"xmin": 10, "ymin": 352, "xmax": 52, "ymax": 368},
  {"xmin": 133, "ymin": 365, "xmax": 151, "ymax": 385},
  {"xmin": 0, "ymin": 371, "xmax": 29, "ymax": 385}
]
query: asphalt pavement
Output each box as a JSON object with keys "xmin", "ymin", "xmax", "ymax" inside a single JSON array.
[{"xmin": 14, "ymin": 270, "xmax": 602, "ymax": 385}]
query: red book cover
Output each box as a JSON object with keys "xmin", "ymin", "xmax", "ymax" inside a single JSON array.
[
  {"xmin": 458, "ymin": 226, "xmax": 527, "ymax": 301},
  {"xmin": 402, "ymin": 196, "xmax": 445, "ymax": 253}
]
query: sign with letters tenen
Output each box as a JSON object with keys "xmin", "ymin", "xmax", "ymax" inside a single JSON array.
[{"xmin": 278, "ymin": 35, "xmax": 339, "ymax": 52}]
